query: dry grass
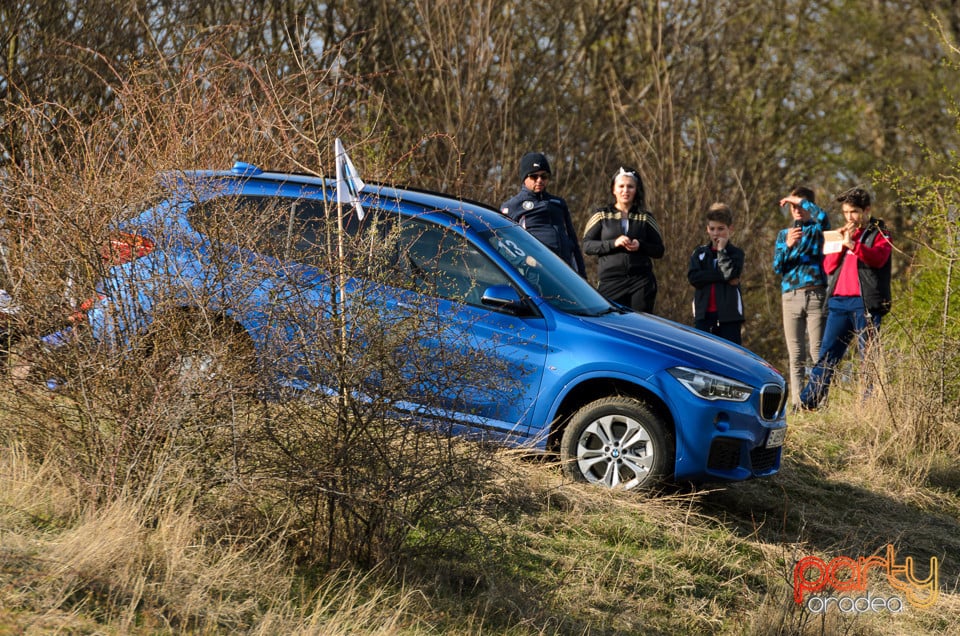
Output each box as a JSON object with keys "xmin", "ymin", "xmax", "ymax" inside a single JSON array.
[
  {"xmin": 3, "ymin": 303, "xmax": 960, "ymax": 635},
  {"xmin": 2, "ymin": 400, "xmax": 960, "ymax": 634},
  {"xmin": 696, "ymin": 347, "xmax": 960, "ymax": 636},
  {"xmin": 0, "ymin": 442, "xmax": 428, "ymax": 634}
]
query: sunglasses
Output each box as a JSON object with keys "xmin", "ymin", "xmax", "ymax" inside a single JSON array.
[{"xmin": 527, "ymin": 172, "xmax": 550, "ymax": 181}]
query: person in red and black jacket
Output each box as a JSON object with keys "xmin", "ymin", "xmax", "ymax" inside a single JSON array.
[{"xmin": 799, "ymin": 187, "xmax": 892, "ymax": 410}]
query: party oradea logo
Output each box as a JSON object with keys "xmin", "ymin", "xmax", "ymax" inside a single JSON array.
[{"xmin": 793, "ymin": 544, "xmax": 938, "ymax": 614}]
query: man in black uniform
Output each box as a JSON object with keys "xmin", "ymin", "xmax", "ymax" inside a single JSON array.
[{"xmin": 500, "ymin": 152, "xmax": 586, "ymax": 276}]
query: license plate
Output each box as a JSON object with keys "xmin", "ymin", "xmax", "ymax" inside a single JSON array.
[{"xmin": 766, "ymin": 427, "xmax": 787, "ymax": 448}]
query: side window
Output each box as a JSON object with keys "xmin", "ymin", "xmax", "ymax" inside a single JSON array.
[
  {"xmin": 185, "ymin": 195, "xmax": 286, "ymax": 265},
  {"xmin": 385, "ymin": 218, "xmax": 512, "ymax": 306},
  {"xmin": 187, "ymin": 195, "xmax": 364, "ymax": 267},
  {"xmin": 187, "ymin": 195, "xmax": 299, "ymax": 261},
  {"xmin": 273, "ymin": 199, "xmax": 329, "ymax": 266}
]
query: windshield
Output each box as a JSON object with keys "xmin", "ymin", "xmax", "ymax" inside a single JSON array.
[{"xmin": 482, "ymin": 224, "xmax": 614, "ymax": 316}]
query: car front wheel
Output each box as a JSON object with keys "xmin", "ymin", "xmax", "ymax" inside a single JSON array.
[{"xmin": 560, "ymin": 396, "xmax": 674, "ymax": 490}]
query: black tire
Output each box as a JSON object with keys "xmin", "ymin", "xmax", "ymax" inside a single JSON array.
[
  {"xmin": 560, "ymin": 396, "xmax": 674, "ymax": 490},
  {"xmin": 146, "ymin": 311, "xmax": 258, "ymax": 397}
]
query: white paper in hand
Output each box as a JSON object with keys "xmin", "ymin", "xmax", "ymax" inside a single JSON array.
[{"xmin": 823, "ymin": 230, "xmax": 844, "ymax": 254}]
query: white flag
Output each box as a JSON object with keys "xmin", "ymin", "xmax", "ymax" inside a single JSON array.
[{"xmin": 335, "ymin": 138, "xmax": 365, "ymax": 220}]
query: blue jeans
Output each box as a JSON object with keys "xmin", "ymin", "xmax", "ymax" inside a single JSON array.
[{"xmin": 799, "ymin": 296, "xmax": 881, "ymax": 409}]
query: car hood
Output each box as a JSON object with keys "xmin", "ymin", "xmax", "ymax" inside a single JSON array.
[{"xmin": 577, "ymin": 309, "xmax": 784, "ymax": 386}]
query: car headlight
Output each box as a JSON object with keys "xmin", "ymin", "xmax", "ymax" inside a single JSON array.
[{"xmin": 667, "ymin": 366, "xmax": 753, "ymax": 402}]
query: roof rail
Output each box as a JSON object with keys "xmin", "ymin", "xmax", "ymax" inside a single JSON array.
[{"xmin": 231, "ymin": 161, "xmax": 263, "ymax": 176}]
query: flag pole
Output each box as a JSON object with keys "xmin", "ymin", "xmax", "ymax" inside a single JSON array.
[{"xmin": 334, "ymin": 139, "xmax": 365, "ymax": 404}]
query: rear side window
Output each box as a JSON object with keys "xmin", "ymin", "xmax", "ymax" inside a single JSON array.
[{"xmin": 186, "ymin": 195, "xmax": 363, "ymax": 266}]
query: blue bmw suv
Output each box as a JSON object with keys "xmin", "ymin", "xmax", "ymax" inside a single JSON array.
[{"xmin": 56, "ymin": 162, "xmax": 787, "ymax": 491}]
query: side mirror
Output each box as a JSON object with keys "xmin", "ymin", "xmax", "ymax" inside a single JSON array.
[{"xmin": 481, "ymin": 285, "xmax": 530, "ymax": 315}]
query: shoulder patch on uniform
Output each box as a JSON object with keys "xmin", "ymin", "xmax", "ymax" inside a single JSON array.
[{"xmin": 522, "ymin": 200, "xmax": 535, "ymax": 210}]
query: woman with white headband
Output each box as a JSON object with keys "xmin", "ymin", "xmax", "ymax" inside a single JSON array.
[{"xmin": 581, "ymin": 167, "xmax": 665, "ymax": 313}]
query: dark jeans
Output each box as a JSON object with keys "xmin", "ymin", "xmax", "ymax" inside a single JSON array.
[
  {"xmin": 695, "ymin": 312, "xmax": 742, "ymax": 345},
  {"xmin": 612, "ymin": 282, "xmax": 657, "ymax": 314},
  {"xmin": 800, "ymin": 295, "xmax": 882, "ymax": 409}
]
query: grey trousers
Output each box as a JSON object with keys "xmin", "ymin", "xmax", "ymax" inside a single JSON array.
[{"xmin": 782, "ymin": 287, "xmax": 827, "ymax": 406}]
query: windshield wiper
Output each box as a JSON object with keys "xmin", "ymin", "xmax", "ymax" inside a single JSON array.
[
  {"xmin": 569, "ymin": 305, "xmax": 621, "ymax": 317},
  {"xmin": 597, "ymin": 306, "xmax": 625, "ymax": 316}
]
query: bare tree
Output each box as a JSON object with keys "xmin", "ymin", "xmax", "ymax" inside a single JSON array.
[{"xmin": 4, "ymin": 0, "xmax": 960, "ymax": 364}]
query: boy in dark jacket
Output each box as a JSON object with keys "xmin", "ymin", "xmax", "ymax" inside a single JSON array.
[{"xmin": 688, "ymin": 203, "xmax": 745, "ymax": 344}]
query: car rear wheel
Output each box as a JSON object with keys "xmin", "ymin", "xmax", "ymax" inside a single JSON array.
[
  {"xmin": 146, "ymin": 311, "xmax": 258, "ymax": 397},
  {"xmin": 560, "ymin": 396, "xmax": 674, "ymax": 490}
]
